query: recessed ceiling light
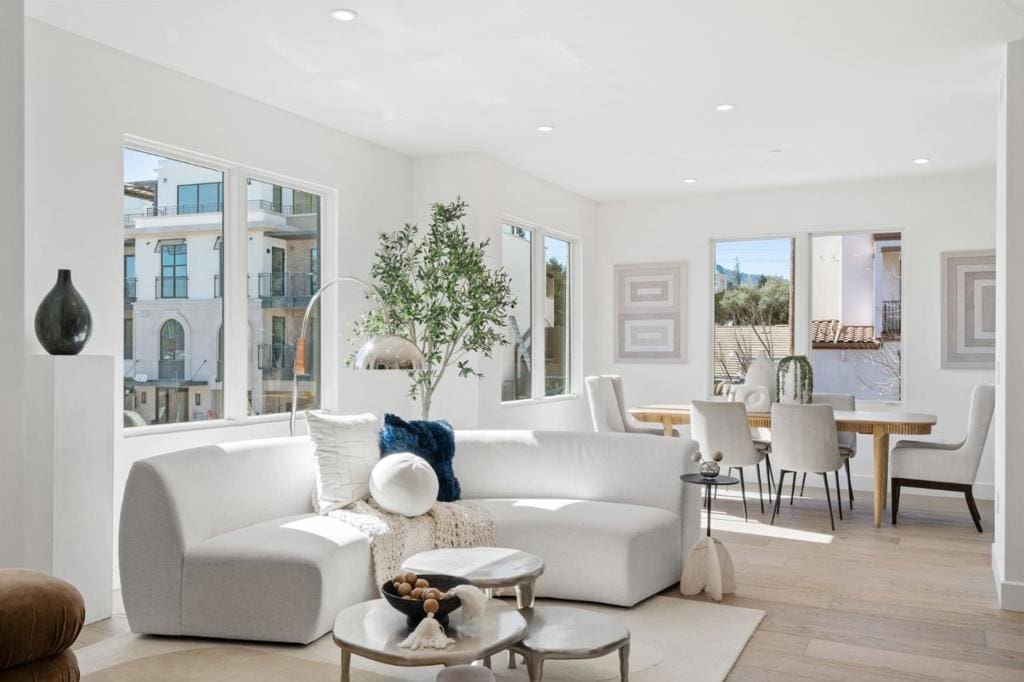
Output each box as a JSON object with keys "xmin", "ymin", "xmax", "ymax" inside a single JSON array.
[
  {"xmin": 914, "ymin": 158, "xmax": 930, "ymax": 165},
  {"xmin": 769, "ymin": 148, "xmax": 783, "ymax": 154},
  {"xmin": 536, "ymin": 125, "xmax": 554, "ymax": 133},
  {"xmin": 330, "ymin": 8, "xmax": 358, "ymax": 21},
  {"xmin": 684, "ymin": 178, "xmax": 697, "ymax": 184},
  {"xmin": 715, "ymin": 103, "xmax": 735, "ymax": 112}
]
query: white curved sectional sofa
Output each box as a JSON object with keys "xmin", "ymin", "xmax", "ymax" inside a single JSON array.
[{"xmin": 119, "ymin": 430, "xmax": 700, "ymax": 644}]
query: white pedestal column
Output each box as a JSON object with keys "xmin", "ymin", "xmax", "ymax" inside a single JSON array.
[
  {"xmin": 24, "ymin": 355, "xmax": 115, "ymax": 623},
  {"xmin": 995, "ymin": 39, "xmax": 1024, "ymax": 612}
]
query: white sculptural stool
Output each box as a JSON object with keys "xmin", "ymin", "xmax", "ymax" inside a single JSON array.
[{"xmin": 680, "ymin": 536, "xmax": 736, "ymax": 601}]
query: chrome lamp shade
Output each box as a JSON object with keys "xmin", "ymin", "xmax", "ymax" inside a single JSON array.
[{"xmin": 353, "ymin": 334, "xmax": 424, "ymax": 371}]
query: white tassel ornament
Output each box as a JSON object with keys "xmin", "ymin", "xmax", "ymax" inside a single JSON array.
[
  {"xmin": 450, "ymin": 584, "xmax": 488, "ymax": 620},
  {"xmin": 399, "ymin": 614, "xmax": 454, "ymax": 650}
]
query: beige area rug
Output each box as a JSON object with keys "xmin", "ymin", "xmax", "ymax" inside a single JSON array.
[{"xmin": 80, "ymin": 596, "xmax": 763, "ymax": 682}]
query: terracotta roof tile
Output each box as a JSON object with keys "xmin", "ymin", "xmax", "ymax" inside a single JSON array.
[{"xmin": 811, "ymin": 319, "xmax": 880, "ymax": 348}]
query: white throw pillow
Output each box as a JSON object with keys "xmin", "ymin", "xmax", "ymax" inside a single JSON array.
[
  {"xmin": 369, "ymin": 453, "xmax": 439, "ymax": 517},
  {"xmin": 306, "ymin": 411, "xmax": 380, "ymax": 515}
]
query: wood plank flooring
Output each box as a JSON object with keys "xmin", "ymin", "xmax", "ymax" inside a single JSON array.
[
  {"xmin": 80, "ymin": 489, "xmax": 1024, "ymax": 680},
  {"xmin": 662, "ymin": 485, "xmax": 1024, "ymax": 680}
]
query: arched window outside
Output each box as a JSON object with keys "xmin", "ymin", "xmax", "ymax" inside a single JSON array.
[{"xmin": 159, "ymin": 319, "xmax": 185, "ymax": 380}]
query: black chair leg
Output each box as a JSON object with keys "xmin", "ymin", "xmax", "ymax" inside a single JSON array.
[
  {"xmin": 790, "ymin": 471, "xmax": 797, "ymax": 505},
  {"xmin": 765, "ymin": 453, "xmax": 775, "ymax": 496},
  {"xmin": 965, "ymin": 487, "xmax": 983, "ymax": 533},
  {"xmin": 738, "ymin": 467, "xmax": 748, "ymax": 522},
  {"xmin": 835, "ymin": 471, "xmax": 843, "ymax": 521},
  {"xmin": 755, "ymin": 461, "xmax": 765, "ymax": 514},
  {"xmin": 891, "ymin": 478, "xmax": 900, "ymax": 525},
  {"xmin": 800, "ymin": 472, "xmax": 807, "ymax": 496},
  {"xmin": 845, "ymin": 459, "xmax": 854, "ymax": 509},
  {"xmin": 771, "ymin": 470, "xmax": 787, "ymax": 525},
  {"xmin": 822, "ymin": 473, "xmax": 835, "ymax": 531}
]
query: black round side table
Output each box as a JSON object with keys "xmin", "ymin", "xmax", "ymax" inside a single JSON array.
[{"xmin": 681, "ymin": 473, "xmax": 740, "ymax": 537}]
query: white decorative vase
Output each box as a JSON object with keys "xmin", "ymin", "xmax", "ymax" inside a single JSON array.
[
  {"xmin": 744, "ymin": 352, "xmax": 777, "ymax": 401},
  {"xmin": 731, "ymin": 385, "xmax": 771, "ymax": 413}
]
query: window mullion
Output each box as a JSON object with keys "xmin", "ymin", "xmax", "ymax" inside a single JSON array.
[
  {"xmin": 222, "ymin": 170, "xmax": 247, "ymax": 420},
  {"xmin": 531, "ymin": 230, "xmax": 545, "ymax": 400}
]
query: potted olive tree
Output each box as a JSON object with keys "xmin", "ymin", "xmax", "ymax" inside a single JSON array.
[{"xmin": 353, "ymin": 199, "xmax": 516, "ymax": 419}]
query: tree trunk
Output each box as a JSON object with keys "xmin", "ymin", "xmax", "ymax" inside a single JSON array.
[{"xmin": 420, "ymin": 389, "xmax": 432, "ymax": 420}]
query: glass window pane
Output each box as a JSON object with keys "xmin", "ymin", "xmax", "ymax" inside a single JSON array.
[
  {"xmin": 248, "ymin": 179, "xmax": 321, "ymax": 415},
  {"xmin": 544, "ymin": 235, "xmax": 570, "ymax": 397},
  {"xmin": 712, "ymin": 238, "xmax": 794, "ymax": 394},
  {"xmin": 502, "ymin": 224, "xmax": 532, "ymax": 401},
  {"xmin": 123, "ymin": 147, "xmax": 223, "ymax": 427},
  {"xmin": 197, "ymin": 182, "xmax": 221, "ymax": 213},
  {"xmin": 810, "ymin": 233, "xmax": 902, "ymax": 400}
]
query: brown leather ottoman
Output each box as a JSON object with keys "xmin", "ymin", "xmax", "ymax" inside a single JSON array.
[{"xmin": 0, "ymin": 569, "xmax": 85, "ymax": 681}]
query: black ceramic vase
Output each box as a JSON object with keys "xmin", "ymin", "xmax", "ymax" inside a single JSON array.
[{"xmin": 34, "ymin": 269, "xmax": 92, "ymax": 355}]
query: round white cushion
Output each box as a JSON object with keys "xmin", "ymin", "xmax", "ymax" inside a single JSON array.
[{"xmin": 369, "ymin": 453, "xmax": 439, "ymax": 517}]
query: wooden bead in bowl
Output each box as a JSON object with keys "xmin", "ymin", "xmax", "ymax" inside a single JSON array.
[
  {"xmin": 423, "ymin": 598, "xmax": 439, "ymax": 614},
  {"xmin": 411, "ymin": 587, "xmax": 424, "ymax": 599},
  {"xmin": 398, "ymin": 582, "xmax": 413, "ymax": 596},
  {"xmin": 415, "ymin": 578, "xmax": 429, "ymax": 589},
  {"xmin": 403, "ymin": 572, "xmax": 418, "ymax": 585}
]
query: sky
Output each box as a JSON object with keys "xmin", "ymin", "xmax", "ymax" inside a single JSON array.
[
  {"xmin": 715, "ymin": 238, "xmax": 792, "ymax": 279},
  {"xmin": 123, "ymin": 148, "xmax": 162, "ymax": 182}
]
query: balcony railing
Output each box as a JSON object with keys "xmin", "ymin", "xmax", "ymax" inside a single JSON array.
[
  {"xmin": 155, "ymin": 276, "xmax": 188, "ymax": 299},
  {"xmin": 123, "ymin": 200, "xmax": 317, "ymax": 224},
  {"xmin": 882, "ymin": 300, "xmax": 901, "ymax": 336},
  {"xmin": 258, "ymin": 272, "xmax": 315, "ymax": 299},
  {"xmin": 213, "ymin": 274, "xmax": 251, "ymax": 298},
  {"xmin": 257, "ymin": 343, "xmax": 316, "ymax": 380},
  {"xmin": 124, "ymin": 277, "xmax": 137, "ymax": 302}
]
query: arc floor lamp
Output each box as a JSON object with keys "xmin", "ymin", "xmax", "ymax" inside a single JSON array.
[{"xmin": 289, "ymin": 275, "xmax": 424, "ymax": 436}]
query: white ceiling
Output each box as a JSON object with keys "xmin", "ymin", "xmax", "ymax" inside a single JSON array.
[{"xmin": 26, "ymin": 0, "xmax": 1024, "ymax": 201}]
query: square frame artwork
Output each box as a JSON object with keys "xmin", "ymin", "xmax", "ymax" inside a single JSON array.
[
  {"xmin": 941, "ymin": 250, "xmax": 995, "ymax": 369},
  {"xmin": 614, "ymin": 262, "xmax": 687, "ymax": 363}
]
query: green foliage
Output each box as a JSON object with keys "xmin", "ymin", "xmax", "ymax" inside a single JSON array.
[
  {"xmin": 714, "ymin": 278, "xmax": 790, "ymax": 326},
  {"xmin": 777, "ymin": 355, "xmax": 814, "ymax": 403},
  {"xmin": 352, "ymin": 198, "xmax": 516, "ymax": 418}
]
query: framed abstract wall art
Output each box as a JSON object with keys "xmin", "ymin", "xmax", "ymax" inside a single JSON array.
[
  {"xmin": 941, "ymin": 250, "xmax": 995, "ymax": 369},
  {"xmin": 614, "ymin": 261, "xmax": 687, "ymax": 363}
]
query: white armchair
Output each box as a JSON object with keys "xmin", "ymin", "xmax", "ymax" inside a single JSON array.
[
  {"xmin": 585, "ymin": 375, "xmax": 670, "ymax": 435},
  {"xmin": 690, "ymin": 401, "xmax": 770, "ymax": 519},
  {"xmin": 769, "ymin": 403, "xmax": 845, "ymax": 531},
  {"xmin": 890, "ymin": 384, "xmax": 995, "ymax": 532}
]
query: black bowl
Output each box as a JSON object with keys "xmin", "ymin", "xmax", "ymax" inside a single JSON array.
[{"xmin": 381, "ymin": 573, "xmax": 471, "ymax": 629}]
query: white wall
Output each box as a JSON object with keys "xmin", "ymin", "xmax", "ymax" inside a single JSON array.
[
  {"xmin": 0, "ymin": 0, "xmax": 25, "ymax": 567},
  {"xmin": 594, "ymin": 170, "xmax": 997, "ymax": 497},
  {"xmin": 994, "ymin": 40, "xmax": 1024, "ymax": 611},
  {"xmin": 411, "ymin": 153, "xmax": 598, "ymax": 431}
]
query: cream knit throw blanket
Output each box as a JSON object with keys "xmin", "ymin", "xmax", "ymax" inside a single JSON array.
[{"xmin": 329, "ymin": 499, "xmax": 496, "ymax": 587}]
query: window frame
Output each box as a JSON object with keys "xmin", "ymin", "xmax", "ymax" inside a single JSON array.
[
  {"xmin": 707, "ymin": 229, "xmax": 906, "ymax": 405},
  {"xmin": 500, "ymin": 216, "xmax": 581, "ymax": 406},
  {"xmin": 123, "ymin": 135, "xmax": 338, "ymax": 437}
]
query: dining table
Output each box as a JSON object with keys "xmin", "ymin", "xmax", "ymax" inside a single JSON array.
[{"xmin": 628, "ymin": 404, "xmax": 938, "ymax": 528}]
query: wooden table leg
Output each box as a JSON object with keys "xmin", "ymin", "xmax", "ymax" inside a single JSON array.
[
  {"xmin": 662, "ymin": 417, "xmax": 675, "ymax": 437},
  {"xmin": 340, "ymin": 647, "xmax": 351, "ymax": 682},
  {"xmin": 872, "ymin": 428, "xmax": 890, "ymax": 528}
]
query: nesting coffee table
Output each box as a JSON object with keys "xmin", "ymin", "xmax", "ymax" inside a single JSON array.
[
  {"xmin": 401, "ymin": 547, "xmax": 545, "ymax": 608},
  {"xmin": 332, "ymin": 599, "xmax": 526, "ymax": 681},
  {"xmin": 510, "ymin": 606, "xmax": 631, "ymax": 682}
]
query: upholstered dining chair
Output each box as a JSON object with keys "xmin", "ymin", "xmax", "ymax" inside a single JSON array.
[
  {"xmin": 890, "ymin": 383, "xmax": 995, "ymax": 533},
  {"xmin": 584, "ymin": 374, "xmax": 669, "ymax": 435},
  {"xmin": 691, "ymin": 400, "xmax": 771, "ymax": 520},
  {"xmin": 792, "ymin": 394, "xmax": 857, "ymax": 509},
  {"xmin": 769, "ymin": 403, "xmax": 845, "ymax": 531}
]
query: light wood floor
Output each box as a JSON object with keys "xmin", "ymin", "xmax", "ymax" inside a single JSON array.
[
  {"xmin": 661, "ymin": 484, "xmax": 1024, "ymax": 680},
  {"xmin": 79, "ymin": 489, "xmax": 1024, "ymax": 680}
]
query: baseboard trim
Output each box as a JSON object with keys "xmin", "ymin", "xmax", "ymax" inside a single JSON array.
[
  {"xmin": 992, "ymin": 545, "xmax": 1024, "ymax": 612},
  {"xmin": 795, "ymin": 472, "xmax": 994, "ymax": 501}
]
